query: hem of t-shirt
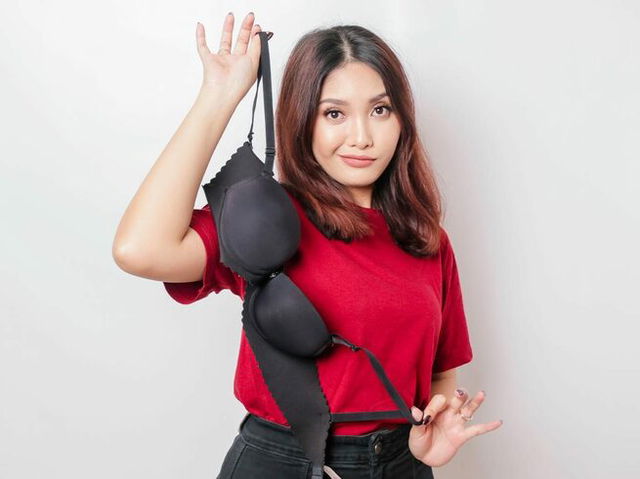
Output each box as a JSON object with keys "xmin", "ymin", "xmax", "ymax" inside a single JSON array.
[
  {"xmin": 163, "ymin": 211, "xmax": 217, "ymax": 304},
  {"xmin": 432, "ymin": 352, "xmax": 473, "ymax": 374}
]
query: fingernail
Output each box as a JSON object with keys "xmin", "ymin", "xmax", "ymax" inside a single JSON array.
[
  {"xmin": 228, "ymin": 12, "xmax": 233, "ymax": 16},
  {"xmin": 422, "ymin": 414, "xmax": 432, "ymax": 425},
  {"xmin": 411, "ymin": 407, "xmax": 423, "ymax": 422},
  {"xmin": 455, "ymin": 388, "xmax": 465, "ymax": 397}
]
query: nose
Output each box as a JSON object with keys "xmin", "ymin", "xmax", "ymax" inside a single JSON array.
[{"xmin": 346, "ymin": 116, "xmax": 373, "ymax": 150}]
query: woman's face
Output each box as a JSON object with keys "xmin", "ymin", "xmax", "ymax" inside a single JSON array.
[{"xmin": 311, "ymin": 62, "xmax": 401, "ymax": 208}]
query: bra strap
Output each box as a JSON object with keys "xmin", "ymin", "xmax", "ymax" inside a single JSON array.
[
  {"xmin": 331, "ymin": 334, "xmax": 423, "ymax": 426},
  {"xmin": 246, "ymin": 31, "xmax": 276, "ymax": 175},
  {"xmin": 330, "ymin": 410, "xmax": 409, "ymax": 422}
]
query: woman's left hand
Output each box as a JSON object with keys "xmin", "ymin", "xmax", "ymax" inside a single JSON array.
[{"xmin": 408, "ymin": 388, "xmax": 503, "ymax": 467}]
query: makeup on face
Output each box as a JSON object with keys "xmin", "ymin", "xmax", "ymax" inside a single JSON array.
[{"xmin": 339, "ymin": 155, "xmax": 376, "ymax": 168}]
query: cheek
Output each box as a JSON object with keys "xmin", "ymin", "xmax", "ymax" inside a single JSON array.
[
  {"xmin": 313, "ymin": 125, "xmax": 342, "ymax": 156},
  {"xmin": 379, "ymin": 122, "xmax": 401, "ymax": 156}
]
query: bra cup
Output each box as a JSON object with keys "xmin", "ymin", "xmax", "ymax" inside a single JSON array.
[
  {"xmin": 217, "ymin": 174, "xmax": 301, "ymax": 282},
  {"xmin": 202, "ymin": 142, "xmax": 265, "ymax": 213},
  {"xmin": 250, "ymin": 272, "xmax": 332, "ymax": 358}
]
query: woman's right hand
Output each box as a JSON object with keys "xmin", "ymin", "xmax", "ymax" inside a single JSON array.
[{"xmin": 195, "ymin": 12, "xmax": 271, "ymax": 103}]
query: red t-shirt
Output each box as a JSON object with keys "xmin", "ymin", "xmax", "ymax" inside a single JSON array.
[{"xmin": 163, "ymin": 190, "xmax": 473, "ymax": 435}]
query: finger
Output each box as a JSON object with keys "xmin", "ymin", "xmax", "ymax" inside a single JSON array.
[
  {"xmin": 421, "ymin": 393, "xmax": 448, "ymax": 425},
  {"xmin": 411, "ymin": 406, "xmax": 424, "ymax": 423},
  {"xmin": 462, "ymin": 419, "xmax": 503, "ymax": 440},
  {"xmin": 248, "ymin": 24, "xmax": 263, "ymax": 63},
  {"xmin": 196, "ymin": 22, "xmax": 211, "ymax": 60},
  {"xmin": 219, "ymin": 12, "xmax": 234, "ymax": 54},
  {"xmin": 232, "ymin": 12, "xmax": 255, "ymax": 55},
  {"xmin": 449, "ymin": 387, "xmax": 470, "ymax": 413},
  {"xmin": 459, "ymin": 390, "xmax": 485, "ymax": 419}
]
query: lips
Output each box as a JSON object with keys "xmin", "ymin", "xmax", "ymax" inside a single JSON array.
[
  {"xmin": 339, "ymin": 154, "xmax": 375, "ymax": 160},
  {"xmin": 339, "ymin": 155, "xmax": 375, "ymax": 168}
]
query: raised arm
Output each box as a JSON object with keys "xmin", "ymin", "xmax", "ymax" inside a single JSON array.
[{"xmin": 112, "ymin": 12, "xmax": 264, "ymax": 283}]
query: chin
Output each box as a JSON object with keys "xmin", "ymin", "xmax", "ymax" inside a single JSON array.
[{"xmin": 338, "ymin": 177, "xmax": 377, "ymax": 188}]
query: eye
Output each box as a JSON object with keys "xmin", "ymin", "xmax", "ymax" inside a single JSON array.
[
  {"xmin": 374, "ymin": 104, "xmax": 393, "ymax": 116},
  {"xmin": 324, "ymin": 109, "xmax": 343, "ymax": 120},
  {"xmin": 322, "ymin": 104, "xmax": 393, "ymax": 120}
]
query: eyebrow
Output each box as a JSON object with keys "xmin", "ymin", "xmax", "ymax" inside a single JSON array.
[{"xmin": 318, "ymin": 92, "xmax": 389, "ymax": 105}]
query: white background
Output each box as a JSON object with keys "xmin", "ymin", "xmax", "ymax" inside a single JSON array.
[{"xmin": 1, "ymin": 1, "xmax": 639, "ymax": 478}]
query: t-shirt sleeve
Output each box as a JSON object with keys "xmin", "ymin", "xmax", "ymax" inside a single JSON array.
[
  {"xmin": 432, "ymin": 228, "xmax": 474, "ymax": 373},
  {"xmin": 163, "ymin": 203, "xmax": 245, "ymax": 304}
]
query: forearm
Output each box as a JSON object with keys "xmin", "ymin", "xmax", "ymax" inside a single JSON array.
[
  {"xmin": 430, "ymin": 375, "xmax": 458, "ymax": 403},
  {"xmin": 113, "ymin": 86, "xmax": 239, "ymax": 264}
]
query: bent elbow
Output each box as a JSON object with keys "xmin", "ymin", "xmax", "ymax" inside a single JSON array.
[{"xmin": 112, "ymin": 241, "xmax": 150, "ymax": 276}]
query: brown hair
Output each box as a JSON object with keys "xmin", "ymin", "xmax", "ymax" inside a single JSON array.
[{"xmin": 275, "ymin": 25, "xmax": 445, "ymax": 257}]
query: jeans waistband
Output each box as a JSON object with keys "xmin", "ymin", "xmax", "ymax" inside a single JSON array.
[{"xmin": 238, "ymin": 413, "xmax": 412, "ymax": 465}]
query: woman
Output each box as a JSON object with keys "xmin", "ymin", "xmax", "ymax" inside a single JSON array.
[{"xmin": 113, "ymin": 11, "xmax": 502, "ymax": 478}]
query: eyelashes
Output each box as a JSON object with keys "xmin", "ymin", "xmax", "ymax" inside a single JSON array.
[{"xmin": 323, "ymin": 104, "xmax": 393, "ymax": 120}]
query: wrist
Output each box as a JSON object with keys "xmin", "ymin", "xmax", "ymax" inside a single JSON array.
[{"xmin": 195, "ymin": 84, "xmax": 240, "ymax": 112}]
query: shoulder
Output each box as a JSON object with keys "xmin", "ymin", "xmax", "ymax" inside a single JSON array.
[{"xmin": 438, "ymin": 225, "xmax": 451, "ymax": 251}]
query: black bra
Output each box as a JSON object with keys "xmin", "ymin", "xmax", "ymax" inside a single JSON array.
[{"xmin": 201, "ymin": 31, "xmax": 422, "ymax": 479}]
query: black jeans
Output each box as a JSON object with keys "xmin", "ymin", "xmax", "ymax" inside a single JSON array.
[{"xmin": 216, "ymin": 412, "xmax": 434, "ymax": 479}]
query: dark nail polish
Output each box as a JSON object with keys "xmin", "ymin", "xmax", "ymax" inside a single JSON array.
[{"xmin": 422, "ymin": 414, "xmax": 431, "ymax": 425}]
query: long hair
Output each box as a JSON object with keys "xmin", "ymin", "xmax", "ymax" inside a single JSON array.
[{"xmin": 275, "ymin": 25, "xmax": 444, "ymax": 257}]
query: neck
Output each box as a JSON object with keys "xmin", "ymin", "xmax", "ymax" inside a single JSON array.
[{"xmin": 347, "ymin": 186, "xmax": 373, "ymax": 209}]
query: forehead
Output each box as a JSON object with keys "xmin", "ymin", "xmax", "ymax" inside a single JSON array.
[{"xmin": 319, "ymin": 62, "xmax": 386, "ymax": 102}]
